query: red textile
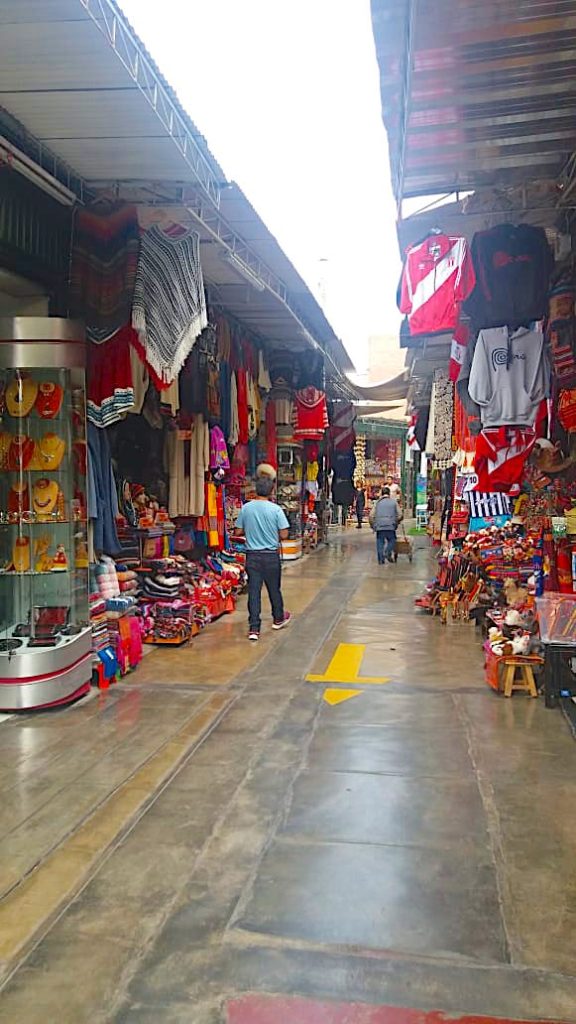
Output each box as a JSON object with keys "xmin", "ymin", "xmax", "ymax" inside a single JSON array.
[
  {"xmin": 330, "ymin": 402, "xmax": 356, "ymax": 451},
  {"xmin": 449, "ymin": 320, "xmax": 470, "ymax": 382},
  {"xmin": 474, "ymin": 427, "xmax": 535, "ymax": 493},
  {"xmin": 236, "ymin": 369, "xmax": 249, "ymax": 445},
  {"xmin": 294, "ymin": 387, "xmax": 329, "ymax": 440},
  {"xmin": 399, "ymin": 234, "xmax": 475, "ymax": 336},
  {"xmin": 265, "ymin": 399, "xmax": 277, "ymax": 468}
]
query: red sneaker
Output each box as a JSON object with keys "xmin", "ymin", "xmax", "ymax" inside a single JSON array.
[{"xmin": 272, "ymin": 612, "xmax": 292, "ymax": 630}]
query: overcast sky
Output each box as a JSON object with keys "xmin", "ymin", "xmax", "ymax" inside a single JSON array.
[{"xmin": 119, "ymin": 0, "xmax": 402, "ymax": 371}]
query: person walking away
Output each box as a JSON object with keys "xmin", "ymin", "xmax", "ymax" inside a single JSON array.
[
  {"xmin": 235, "ymin": 477, "xmax": 292, "ymax": 641},
  {"xmin": 369, "ymin": 486, "xmax": 403, "ymax": 564},
  {"xmin": 355, "ymin": 482, "xmax": 366, "ymax": 529}
]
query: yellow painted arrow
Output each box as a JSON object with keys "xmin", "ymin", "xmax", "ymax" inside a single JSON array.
[
  {"xmin": 323, "ymin": 688, "xmax": 362, "ymax": 706},
  {"xmin": 306, "ymin": 643, "xmax": 390, "ymax": 685}
]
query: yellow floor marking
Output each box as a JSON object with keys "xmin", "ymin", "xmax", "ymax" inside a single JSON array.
[
  {"xmin": 323, "ymin": 688, "xmax": 362, "ymax": 706},
  {"xmin": 306, "ymin": 643, "xmax": 390, "ymax": 685},
  {"xmin": 0, "ymin": 692, "xmax": 231, "ymax": 966}
]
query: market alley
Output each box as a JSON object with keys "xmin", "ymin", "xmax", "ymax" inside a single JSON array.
[{"xmin": 0, "ymin": 529, "xmax": 574, "ymax": 1024}]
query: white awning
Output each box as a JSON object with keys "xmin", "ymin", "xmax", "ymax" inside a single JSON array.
[{"xmin": 0, "ymin": 0, "xmax": 353, "ymax": 373}]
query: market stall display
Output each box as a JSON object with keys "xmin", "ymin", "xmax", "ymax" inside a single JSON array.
[{"xmin": 0, "ymin": 319, "xmax": 92, "ymax": 710}]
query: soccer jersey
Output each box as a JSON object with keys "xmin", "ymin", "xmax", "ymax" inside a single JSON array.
[{"xmin": 399, "ymin": 233, "xmax": 475, "ymax": 336}]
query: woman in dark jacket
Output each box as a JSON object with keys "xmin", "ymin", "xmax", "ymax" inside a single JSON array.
[{"xmin": 355, "ymin": 482, "xmax": 366, "ymax": 529}]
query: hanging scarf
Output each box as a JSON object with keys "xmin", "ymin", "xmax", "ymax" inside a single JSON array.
[{"xmin": 132, "ymin": 225, "xmax": 207, "ymax": 384}]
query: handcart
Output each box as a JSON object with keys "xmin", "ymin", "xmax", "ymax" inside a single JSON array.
[{"xmin": 394, "ymin": 523, "xmax": 413, "ymax": 563}]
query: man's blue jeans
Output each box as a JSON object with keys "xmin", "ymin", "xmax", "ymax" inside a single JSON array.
[
  {"xmin": 376, "ymin": 530, "xmax": 396, "ymax": 564},
  {"xmin": 246, "ymin": 550, "xmax": 284, "ymax": 631}
]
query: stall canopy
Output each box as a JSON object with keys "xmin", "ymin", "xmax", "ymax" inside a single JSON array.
[
  {"xmin": 0, "ymin": 0, "xmax": 353, "ymax": 376},
  {"xmin": 350, "ymin": 371, "xmax": 410, "ymax": 404},
  {"xmin": 371, "ymin": 0, "xmax": 576, "ymax": 202}
]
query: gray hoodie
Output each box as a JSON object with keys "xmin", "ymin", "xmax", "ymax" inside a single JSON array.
[{"xmin": 468, "ymin": 326, "xmax": 550, "ymax": 427}]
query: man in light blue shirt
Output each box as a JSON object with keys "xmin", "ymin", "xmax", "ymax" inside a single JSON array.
[{"xmin": 235, "ymin": 477, "xmax": 292, "ymax": 641}]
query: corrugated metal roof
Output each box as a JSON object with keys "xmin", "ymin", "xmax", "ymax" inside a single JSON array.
[
  {"xmin": 371, "ymin": 0, "xmax": 576, "ymax": 200},
  {"xmin": 0, "ymin": 0, "xmax": 353, "ymax": 372}
]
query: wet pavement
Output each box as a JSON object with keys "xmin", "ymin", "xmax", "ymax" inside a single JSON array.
[{"xmin": 0, "ymin": 529, "xmax": 575, "ymax": 1023}]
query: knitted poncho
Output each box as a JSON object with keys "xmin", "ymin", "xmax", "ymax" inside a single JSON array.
[{"xmin": 132, "ymin": 225, "xmax": 207, "ymax": 384}]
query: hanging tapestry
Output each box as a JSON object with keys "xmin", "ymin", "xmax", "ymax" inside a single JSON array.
[
  {"xmin": 69, "ymin": 205, "xmax": 140, "ymax": 344},
  {"xmin": 132, "ymin": 225, "xmax": 207, "ymax": 384},
  {"xmin": 432, "ymin": 370, "xmax": 455, "ymax": 468}
]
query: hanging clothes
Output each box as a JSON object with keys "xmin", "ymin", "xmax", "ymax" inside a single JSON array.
[
  {"xmin": 265, "ymin": 398, "xmax": 277, "ymax": 468},
  {"xmin": 331, "ymin": 402, "xmax": 356, "ymax": 452},
  {"xmin": 229, "ymin": 372, "xmax": 240, "ymax": 445},
  {"xmin": 190, "ymin": 414, "xmax": 210, "ymax": 517},
  {"xmin": 87, "ymin": 423, "xmax": 121, "ymax": 555},
  {"xmin": 398, "ymin": 233, "xmax": 475, "ymax": 336},
  {"xmin": 179, "ymin": 346, "xmax": 208, "ymax": 420},
  {"xmin": 468, "ymin": 326, "xmax": 550, "ymax": 428},
  {"xmin": 87, "ymin": 326, "xmax": 135, "ymax": 428},
  {"xmin": 258, "ymin": 350, "xmax": 272, "ymax": 391},
  {"xmin": 473, "ymin": 427, "xmax": 536, "ymax": 493},
  {"xmin": 69, "ymin": 205, "xmax": 140, "ymax": 344},
  {"xmin": 236, "ymin": 368, "xmax": 250, "ymax": 445},
  {"xmin": 209, "ymin": 426, "xmax": 230, "ymax": 473},
  {"xmin": 129, "ymin": 342, "xmax": 149, "ymax": 415},
  {"xmin": 449, "ymin": 321, "xmax": 470, "ymax": 383},
  {"xmin": 294, "ymin": 387, "xmax": 329, "ymax": 440},
  {"xmin": 464, "ymin": 223, "xmax": 553, "ymax": 329},
  {"xmin": 132, "ymin": 225, "xmax": 207, "ymax": 384},
  {"xmin": 165, "ymin": 414, "xmax": 209, "ymax": 517}
]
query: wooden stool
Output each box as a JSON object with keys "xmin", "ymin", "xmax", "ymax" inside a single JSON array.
[{"xmin": 502, "ymin": 656, "xmax": 541, "ymax": 698}]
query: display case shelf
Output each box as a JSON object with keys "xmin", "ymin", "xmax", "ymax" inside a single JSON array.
[{"xmin": 0, "ymin": 319, "xmax": 91, "ymax": 710}]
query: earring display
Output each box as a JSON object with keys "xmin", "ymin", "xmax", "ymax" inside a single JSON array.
[{"xmin": 0, "ymin": 318, "xmax": 91, "ymax": 711}]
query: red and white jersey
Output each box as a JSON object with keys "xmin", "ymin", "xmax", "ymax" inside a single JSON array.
[
  {"xmin": 449, "ymin": 321, "xmax": 470, "ymax": 382},
  {"xmin": 399, "ymin": 234, "xmax": 475, "ymax": 336}
]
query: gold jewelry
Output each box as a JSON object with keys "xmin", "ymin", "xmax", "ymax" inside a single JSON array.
[
  {"xmin": 30, "ymin": 433, "xmax": 66, "ymax": 471},
  {"xmin": 6, "ymin": 376, "xmax": 38, "ymax": 418},
  {"xmin": 32, "ymin": 479, "xmax": 59, "ymax": 516}
]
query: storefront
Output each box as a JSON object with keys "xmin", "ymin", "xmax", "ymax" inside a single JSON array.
[
  {"xmin": 371, "ymin": 0, "xmax": 576, "ymax": 719},
  {"xmin": 0, "ymin": 7, "xmax": 353, "ymax": 709}
]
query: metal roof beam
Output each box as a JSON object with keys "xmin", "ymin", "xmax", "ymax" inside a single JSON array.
[{"xmin": 78, "ymin": 0, "xmax": 222, "ymax": 207}]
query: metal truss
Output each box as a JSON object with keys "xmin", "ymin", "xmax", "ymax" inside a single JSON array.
[{"xmin": 78, "ymin": 0, "xmax": 222, "ymax": 207}]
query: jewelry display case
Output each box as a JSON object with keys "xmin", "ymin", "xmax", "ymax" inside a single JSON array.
[{"xmin": 0, "ymin": 319, "xmax": 91, "ymax": 709}]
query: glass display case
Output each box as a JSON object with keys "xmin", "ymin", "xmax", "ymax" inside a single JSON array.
[
  {"xmin": 277, "ymin": 442, "xmax": 303, "ymax": 561},
  {"xmin": 0, "ymin": 319, "xmax": 91, "ymax": 710}
]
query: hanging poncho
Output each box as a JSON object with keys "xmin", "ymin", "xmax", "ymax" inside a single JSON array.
[{"xmin": 132, "ymin": 225, "xmax": 208, "ymax": 384}]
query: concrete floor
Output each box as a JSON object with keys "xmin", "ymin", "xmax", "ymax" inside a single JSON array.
[{"xmin": 0, "ymin": 529, "xmax": 575, "ymax": 1023}]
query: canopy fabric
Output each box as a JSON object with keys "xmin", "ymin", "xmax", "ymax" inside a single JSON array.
[{"xmin": 348, "ymin": 371, "xmax": 410, "ymax": 402}]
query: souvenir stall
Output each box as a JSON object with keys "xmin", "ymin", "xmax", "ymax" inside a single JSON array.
[
  {"xmin": 63, "ymin": 202, "xmax": 333, "ymax": 680},
  {"xmin": 402, "ymin": 221, "xmax": 576, "ymax": 705}
]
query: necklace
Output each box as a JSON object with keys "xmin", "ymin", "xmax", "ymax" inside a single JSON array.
[
  {"xmin": 32, "ymin": 433, "xmax": 66, "ymax": 470},
  {"xmin": 6, "ymin": 376, "xmax": 38, "ymax": 418},
  {"xmin": 8, "ymin": 435, "xmax": 34, "ymax": 471},
  {"xmin": 35, "ymin": 382, "xmax": 64, "ymax": 419},
  {"xmin": 33, "ymin": 479, "xmax": 59, "ymax": 514}
]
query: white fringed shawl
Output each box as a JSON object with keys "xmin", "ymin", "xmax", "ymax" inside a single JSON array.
[{"xmin": 132, "ymin": 225, "xmax": 207, "ymax": 384}]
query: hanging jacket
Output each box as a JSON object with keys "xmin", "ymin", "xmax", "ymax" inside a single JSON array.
[
  {"xmin": 464, "ymin": 224, "xmax": 553, "ymax": 329},
  {"xmin": 398, "ymin": 233, "xmax": 475, "ymax": 336},
  {"xmin": 468, "ymin": 326, "xmax": 550, "ymax": 427}
]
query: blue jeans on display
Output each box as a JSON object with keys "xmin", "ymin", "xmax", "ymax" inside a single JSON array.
[
  {"xmin": 376, "ymin": 530, "xmax": 396, "ymax": 564},
  {"xmin": 246, "ymin": 550, "xmax": 284, "ymax": 632}
]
